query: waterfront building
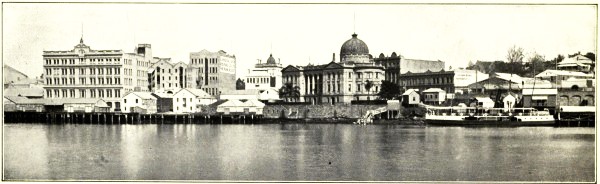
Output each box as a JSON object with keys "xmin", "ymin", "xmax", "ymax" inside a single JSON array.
[
  {"xmin": 401, "ymin": 89, "xmax": 420, "ymax": 106},
  {"xmin": 172, "ymin": 88, "xmax": 216, "ymax": 113},
  {"xmin": 258, "ymin": 89, "xmax": 280, "ymax": 102},
  {"xmin": 216, "ymin": 99, "xmax": 265, "ymax": 115},
  {"xmin": 3, "ymin": 96, "xmax": 45, "ymax": 112},
  {"xmin": 535, "ymin": 69, "xmax": 594, "ymax": 90},
  {"xmin": 121, "ymin": 92, "xmax": 157, "ymax": 114},
  {"xmin": 3, "ymin": 64, "xmax": 28, "ymax": 88},
  {"xmin": 42, "ymin": 38, "xmax": 153, "ymax": 111},
  {"xmin": 558, "ymin": 54, "xmax": 594, "ymax": 73},
  {"xmin": 220, "ymin": 89, "xmax": 261, "ymax": 101},
  {"xmin": 502, "ymin": 93, "xmax": 517, "ymax": 109},
  {"xmin": 522, "ymin": 88, "xmax": 557, "ymax": 109},
  {"xmin": 152, "ymin": 92, "xmax": 174, "ymax": 113},
  {"xmin": 467, "ymin": 73, "xmax": 523, "ymax": 93},
  {"xmin": 281, "ymin": 33, "xmax": 385, "ymax": 104},
  {"xmin": 422, "ymin": 88, "xmax": 446, "ymax": 105},
  {"xmin": 61, "ymin": 98, "xmax": 110, "ymax": 113},
  {"xmin": 398, "ymin": 69, "xmax": 488, "ymax": 95},
  {"xmin": 245, "ymin": 54, "xmax": 283, "ymax": 91},
  {"xmin": 188, "ymin": 49, "xmax": 237, "ymax": 96},
  {"xmin": 147, "ymin": 58, "xmax": 188, "ymax": 93},
  {"xmin": 374, "ymin": 53, "xmax": 445, "ymax": 85}
]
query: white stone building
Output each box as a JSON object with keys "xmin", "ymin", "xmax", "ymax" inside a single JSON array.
[
  {"xmin": 172, "ymin": 88, "xmax": 216, "ymax": 113},
  {"xmin": 121, "ymin": 92, "xmax": 157, "ymax": 114},
  {"xmin": 245, "ymin": 54, "xmax": 283, "ymax": 91},
  {"xmin": 43, "ymin": 37, "xmax": 153, "ymax": 111}
]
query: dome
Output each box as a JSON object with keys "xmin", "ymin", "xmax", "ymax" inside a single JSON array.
[
  {"xmin": 266, "ymin": 54, "xmax": 276, "ymax": 64},
  {"xmin": 340, "ymin": 33, "xmax": 369, "ymax": 58}
]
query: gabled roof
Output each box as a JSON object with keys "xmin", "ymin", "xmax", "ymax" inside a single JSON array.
[
  {"xmin": 4, "ymin": 87, "xmax": 44, "ymax": 97},
  {"xmin": 243, "ymin": 99, "xmax": 265, "ymax": 108},
  {"xmin": 4, "ymin": 96, "xmax": 46, "ymax": 104},
  {"xmin": 422, "ymin": 88, "xmax": 445, "ymax": 93},
  {"xmin": 494, "ymin": 73, "xmax": 523, "ymax": 84},
  {"xmin": 324, "ymin": 62, "xmax": 343, "ymax": 69},
  {"xmin": 282, "ymin": 65, "xmax": 300, "ymax": 72},
  {"xmin": 218, "ymin": 99, "xmax": 246, "ymax": 107},
  {"xmin": 174, "ymin": 88, "xmax": 214, "ymax": 98},
  {"xmin": 558, "ymin": 54, "xmax": 593, "ymax": 65},
  {"xmin": 124, "ymin": 92, "xmax": 156, "ymax": 100},
  {"xmin": 535, "ymin": 70, "xmax": 592, "ymax": 78},
  {"xmin": 402, "ymin": 89, "xmax": 419, "ymax": 95},
  {"xmin": 221, "ymin": 89, "xmax": 261, "ymax": 95}
]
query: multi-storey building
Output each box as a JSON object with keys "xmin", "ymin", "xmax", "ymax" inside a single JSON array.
[
  {"xmin": 281, "ymin": 33, "xmax": 385, "ymax": 104},
  {"xmin": 147, "ymin": 58, "xmax": 188, "ymax": 93},
  {"xmin": 188, "ymin": 49, "xmax": 236, "ymax": 96},
  {"xmin": 244, "ymin": 54, "xmax": 283, "ymax": 91},
  {"xmin": 42, "ymin": 38, "xmax": 152, "ymax": 111},
  {"xmin": 398, "ymin": 69, "xmax": 488, "ymax": 94},
  {"xmin": 374, "ymin": 52, "xmax": 445, "ymax": 85}
]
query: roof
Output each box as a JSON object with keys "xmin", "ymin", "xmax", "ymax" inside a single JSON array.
[
  {"xmin": 4, "ymin": 87, "xmax": 44, "ymax": 97},
  {"xmin": 124, "ymin": 92, "xmax": 156, "ymax": 99},
  {"xmin": 402, "ymin": 89, "xmax": 419, "ymax": 95},
  {"xmin": 558, "ymin": 54, "xmax": 593, "ymax": 65},
  {"xmin": 218, "ymin": 99, "xmax": 246, "ymax": 107},
  {"xmin": 494, "ymin": 73, "xmax": 523, "ymax": 84},
  {"xmin": 221, "ymin": 89, "xmax": 261, "ymax": 95},
  {"xmin": 38, "ymin": 98, "xmax": 107, "ymax": 106},
  {"xmin": 186, "ymin": 88, "xmax": 213, "ymax": 98},
  {"xmin": 422, "ymin": 88, "xmax": 445, "ymax": 93},
  {"xmin": 535, "ymin": 70, "xmax": 592, "ymax": 78},
  {"xmin": 243, "ymin": 99, "xmax": 265, "ymax": 107},
  {"xmin": 3, "ymin": 64, "xmax": 28, "ymax": 78},
  {"xmin": 475, "ymin": 97, "xmax": 494, "ymax": 103},
  {"xmin": 522, "ymin": 88, "xmax": 558, "ymax": 95},
  {"xmin": 151, "ymin": 92, "xmax": 173, "ymax": 98},
  {"xmin": 4, "ymin": 96, "xmax": 46, "ymax": 104},
  {"xmin": 340, "ymin": 33, "xmax": 369, "ymax": 57}
]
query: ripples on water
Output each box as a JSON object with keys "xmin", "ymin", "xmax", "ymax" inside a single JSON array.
[{"xmin": 3, "ymin": 123, "xmax": 595, "ymax": 181}]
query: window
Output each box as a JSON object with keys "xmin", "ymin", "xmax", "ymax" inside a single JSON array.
[{"xmin": 136, "ymin": 99, "xmax": 139, "ymax": 103}]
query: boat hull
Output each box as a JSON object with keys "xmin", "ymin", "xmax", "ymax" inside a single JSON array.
[{"xmin": 425, "ymin": 119, "xmax": 556, "ymax": 126}]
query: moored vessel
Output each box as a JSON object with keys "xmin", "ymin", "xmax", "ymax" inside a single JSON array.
[{"xmin": 425, "ymin": 106, "xmax": 555, "ymax": 126}]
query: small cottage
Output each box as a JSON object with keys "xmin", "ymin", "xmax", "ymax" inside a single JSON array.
[{"xmin": 401, "ymin": 89, "xmax": 420, "ymax": 106}]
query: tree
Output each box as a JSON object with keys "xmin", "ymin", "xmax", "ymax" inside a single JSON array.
[
  {"xmin": 584, "ymin": 52, "xmax": 596, "ymax": 62},
  {"xmin": 507, "ymin": 46, "xmax": 524, "ymax": 63},
  {"xmin": 278, "ymin": 83, "xmax": 300, "ymax": 102},
  {"xmin": 525, "ymin": 52, "xmax": 545, "ymax": 77},
  {"xmin": 365, "ymin": 80, "xmax": 373, "ymax": 101},
  {"xmin": 377, "ymin": 80, "xmax": 400, "ymax": 100}
]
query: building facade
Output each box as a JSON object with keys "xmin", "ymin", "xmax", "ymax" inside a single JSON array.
[
  {"xmin": 281, "ymin": 33, "xmax": 385, "ymax": 104},
  {"xmin": 188, "ymin": 49, "xmax": 236, "ymax": 97},
  {"xmin": 245, "ymin": 54, "xmax": 283, "ymax": 91},
  {"xmin": 398, "ymin": 69, "xmax": 488, "ymax": 94},
  {"xmin": 374, "ymin": 52, "xmax": 445, "ymax": 87},
  {"xmin": 148, "ymin": 58, "xmax": 188, "ymax": 93},
  {"xmin": 42, "ymin": 38, "xmax": 153, "ymax": 111}
]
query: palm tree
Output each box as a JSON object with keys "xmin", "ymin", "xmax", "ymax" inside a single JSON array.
[
  {"xmin": 279, "ymin": 83, "xmax": 301, "ymax": 102},
  {"xmin": 365, "ymin": 80, "xmax": 373, "ymax": 101}
]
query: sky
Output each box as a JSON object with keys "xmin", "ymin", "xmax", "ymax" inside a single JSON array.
[{"xmin": 3, "ymin": 3, "xmax": 597, "ymax": 78}]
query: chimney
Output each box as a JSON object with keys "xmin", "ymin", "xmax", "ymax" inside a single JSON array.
[{"xmin": 332, "ymin": 53, "xmax": 336, "ymax": 62}]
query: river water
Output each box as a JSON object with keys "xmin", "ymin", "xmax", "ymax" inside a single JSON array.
[{"xmin": 3, "ymin": 123, "xmax": 595, "ymax": 181}]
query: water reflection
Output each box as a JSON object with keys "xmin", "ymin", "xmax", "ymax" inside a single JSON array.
[{"xmin": 3, "ymin": 124, "xmax": 595, "ymax": 181}]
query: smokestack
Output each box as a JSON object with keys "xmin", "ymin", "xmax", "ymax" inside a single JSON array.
[{"xmin": 332, "ymin": 53, "xmax": 336, "ymax": 62}]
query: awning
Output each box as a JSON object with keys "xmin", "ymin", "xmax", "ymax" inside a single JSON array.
[{"xmin": 532, "ymin": 96, "xmax": 548, "ymax": 100}]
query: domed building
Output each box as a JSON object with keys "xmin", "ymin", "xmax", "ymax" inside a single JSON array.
[
  {"xmin": 245, "ymin": 53, "xmax": 283, "ymax": 91},
  {"xmin": 281, "ymin": 33, "xmax": 385, "ymax": 104},
  {"xmin": 340, "ymin": 33, "xmax": 372, "ymax": 63}
]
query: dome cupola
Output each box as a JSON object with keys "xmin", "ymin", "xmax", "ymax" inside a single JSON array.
[
  {"xmin": 339, "ymin": 33, "xmax": 370, "ymax": 63},
  {"xmin": 266, "ymin": 54, "xmax": 277, "ymax": 64}
]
